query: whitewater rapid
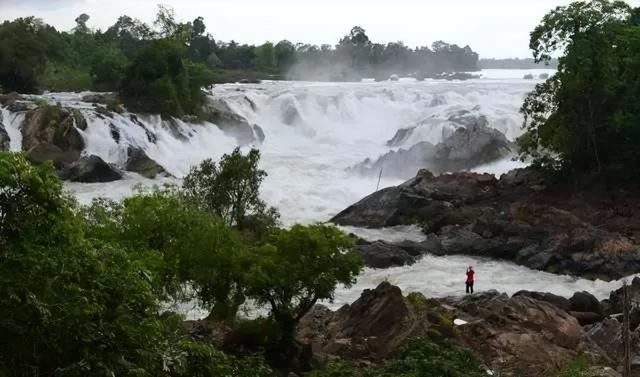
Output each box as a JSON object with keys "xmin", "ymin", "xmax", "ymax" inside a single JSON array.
[{"xmin": 7, "ymin": 69, "xmax": 631, "ymax": 312}]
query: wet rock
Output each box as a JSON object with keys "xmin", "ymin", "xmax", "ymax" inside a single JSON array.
[
  {"xmin": 386, "ymin": 126, "xmax": 416, "ymax": 147},
  {"xmin": 0, "ymin": 92, "xmax": 34, "ymax": 112},
  {"xmin": 583, "ymin": 366, "xmax": 621, "ymax": 377},
  {"xmin": 252, "ymin": 124, "xmax": 265, "ymax": 143},
  {"xmin": 21, "ymin": 106, "xmax": 85, "ymax": 167},
  {"xmin": 570, "ymin": 291, "xmax": 602, "ymax": 315},
  {"xmin": 281, "ymin": 99, "xmax": 302, "ymax": 125},
  {"xmin": 539, "ymin": 73, "xmax": 550, "ymax": 80},
  {"xmin": 81, "ymin": 92, "xmax": 119, "ymax": 105},
  {"xmin": 351, "ymin": 122, "xmax": 512, "ymax": 179},
  {"xmin": 63, "ymin": 155, "xmax": 122, "ymax": 183},
  {"xmin": 71, "ymin": 109, "xmax": 87, "ymax": 131},
  {"xmin": 332, "ymin": 167, "xmax": 640, "ymax": 279},
  {"xmin": 524, "ymin": 74, "xmax": 535, "ymax": 79},
  {"xmin": 569, "ymin": 311, "xmax": 602, "ymax": 326},
  {"xmin": 429, "ymin": 94, "xmax": 447, "ymax": 107},
  {"xmin": 125, "ymin": 147, "xmax": 166, "ymax": 179},
  {"xmin": 203, "ymin": 98, "xmax": 258, "ymax": 145},
  {"xmin": 109, "ymin": 123, "xmax": 120, "ymax": 143},
  {"xmin": 296, "ymin": 282, "xmax": 425, "ymax": 363},
  {"xmin": 355, "ymin": 241, "xmax": 416, "ymax": 268}
]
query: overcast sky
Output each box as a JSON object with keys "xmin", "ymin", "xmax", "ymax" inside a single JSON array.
[{"xmin": 2, "ymin": 0, "xmax": 640, "ymax": 58}]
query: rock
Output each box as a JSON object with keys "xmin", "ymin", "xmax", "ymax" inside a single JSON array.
[
  {"xmin": 429, "ymin": 95, "xmax": 447, "ymax": 107},
  {"xmin": 570, "ymin": 291, "xmax": 602, "ymax": 315},
  {"xmin": 125, "ymin": 147, "xmax": 166, "ymax": 179},
  {"xmin": 539, "ymin": 73, "xmax": 550, "ymax": 80},
  {"xmin": 586, "ymin": 367, "xmax": 621, "ymax": 377},
  {"xmin": 203, "ymin": 98, "xmax": 259, "ymax": 145},
  {"xmin": 586, "ymin": 319, "xmax": 623, "ymax": 360},
  {"xmin": 389, "ymin": 74, "xmax": 399, "ymax": 81},
  {"xmin": 81, "ymin": 92, "xmax": 119, "ymax": 105},
  {"xmin": 444, "ymin": 293, "xmax": 593, "ymax": 376},
  {"xmin": 21, "ymin": 106, "xmax": 85, "ymax": 167},
  {"xmin": 569, "ymin": 311, "xmax": 603, "ymax": 326},
  {"xmin": 333, "ymin": 163, "xmax": 640, "ymax": 279},
  {"xmin": 71, "ymin": 109, "xmax": 87, "ymax": 131},
  {"xmin": 296, "ymin": 282, "xmax": 425, "ymax": 364},
  {"xmin": 281, "ymin": 99, "xmax": 302, "ymax": 125},
  {"xmin": 62, "ymin": 155, "xmax": 122, "ymax": 183},
  {"xmin": 252, "ymin": 124, "xmax": 265, "ymax": 143},
  {"xmin": 350, "ymin": 122, "xmax": 512, "ymax": 179},
  {"xmin": 0, "ymin": 92, "xmax": 34, "ymax": 112},
  {"xmin": 355, "ymin": 241, "xmax": 416, "ymax": 268},
  {"xmin": 386, "ymin": 126, "xmax": 416, "ymax": 147},
  {"xmin": 513, "ymin": 290, "xmax": 571, "ymax": 311},
  {"xmin": 524, "ymin": 74, "xmax": 535, "ymax": 79}
]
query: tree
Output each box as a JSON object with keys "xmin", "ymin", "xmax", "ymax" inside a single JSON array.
[
  {"xmin": 73, "ymin": 13, "xmax": 90, "ymax": 34},
  {"xmin": 182, "ymin": 148, "xmax": 279, "ymax": 235},
  {"xmin": 246, "ymin": 224, "xmax": 362, "ymax": 348},
  {"xmin": 254, "ymin": 42, "xmax": 276, "ymax": 72},
  {"xmin": 518, "ymin": 0, "xmax": 640, "ymax": 178},
  {"xmin": 275, "ymin": 40, "xmax": 296, "ymax": 73},
  {"xmin": 0, "ymin": 17, "xmax": 62, "ymax": 92}
]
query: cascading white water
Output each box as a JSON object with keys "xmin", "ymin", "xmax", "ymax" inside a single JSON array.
[{"xmin": 9, "ymin": 69, "xmax": 627, "ymax": 310}]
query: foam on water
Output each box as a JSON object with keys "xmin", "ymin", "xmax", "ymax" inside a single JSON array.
[{"xmin": 11, "ymin": 69, "xmax": 624, "ymax": 312}]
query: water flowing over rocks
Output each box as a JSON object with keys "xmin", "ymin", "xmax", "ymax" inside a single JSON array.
[
  {"xmin": 21, "ymin": 105, "xmax": 85, "ymax": 167},
  {"xmin": 332, "ymin": 168, "xmax": 640, "ymax": 280},
  {"xmin": 0, "ymin": 111, "xmax": 9, "ymax": 151},
  {"xmin": 125, "ymin": 147, "xmax": 167, "ymax": 179},
  {"xmin": 351, "ymin": 116, "xmax": 513, "ymax": 179},
  {"xmin": 203, "ymin": 97, "xmax": 262, "ymax": 145},
  {"xmin": 62, "ymin": 155, "xmax": 123, "ymax": 183}
]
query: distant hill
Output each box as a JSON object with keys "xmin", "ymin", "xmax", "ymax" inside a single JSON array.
[{"xmin": 479, "ymin": 58, "xmax": 558, "ymax": 69}]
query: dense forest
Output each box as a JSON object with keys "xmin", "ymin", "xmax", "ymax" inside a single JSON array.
[{"xmin": 0, "ymin": 6, "xmax": 479, "ymax": 117}]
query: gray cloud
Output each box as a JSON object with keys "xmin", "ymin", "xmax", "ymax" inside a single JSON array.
[{"xmin": 0, "ymin": 0, "xmax": 85, "ymax": 10}]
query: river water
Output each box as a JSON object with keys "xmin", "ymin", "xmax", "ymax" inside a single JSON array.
[{"xmin": 3, "ymin": 69, "xmax": 630, "ymax": 315}]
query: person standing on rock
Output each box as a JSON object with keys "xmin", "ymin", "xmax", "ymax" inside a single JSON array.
[{"xmin": 465, "ymin": 266, "xmax": 475, "ymax": 294}]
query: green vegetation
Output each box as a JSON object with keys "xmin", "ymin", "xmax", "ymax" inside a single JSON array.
[
  {"xmin": 0, "ymin": 7, "xmax": 479, "ymax": 117},
  {"xmin": 309, "ymin": 338, "xmax": 487, "ymax": 377},
  {"xmin": 0, "ymin": 149, "xmax": 365, "ymax": 375},
  {"xmin": 556, "ymin": 356, "xmax": 590, "ymax": 377},
  {"xmin": 518, "ymin": 0, "xmax": 640, "ymax": 182}
]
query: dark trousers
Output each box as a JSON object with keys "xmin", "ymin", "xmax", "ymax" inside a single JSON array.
[{"xmin": 466, "ymin": 282, "xmax": 474, "ymax": 294}]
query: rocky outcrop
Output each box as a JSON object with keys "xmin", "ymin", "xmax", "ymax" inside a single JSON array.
[
  {"xmin": 296, "ymin": 282, "xmax": 428, "ymax": 364},
  {"xmin": 331, "ymin": 168, "xmax": 640, "ymax": 279},
  {"xmin": 203, "ymin": 98, "xmax": 262, "ymax": 145},
  {"xmin": 354, "ymin": 240, "xmax": 418, "ymax": 268},
  {"xmin": 296, "ymin": 282, "xmax": 612, "ymax": 376},
  {"xmin": 351, "ymin": 121, "xmax": 512, "ymax": 179},
  {"xmin": 0, "ymin": 92, "xmax": 34, "ymax": 112},
  {"xmin": 125, "ymin": 147, "xmax": 166, "ymax": 179},
  {"xmin": 441, "ymin": 291, "xmax": 608, "ymax": 377},
  {"xmin": 62, "ymin": 155, "xmax": 122, "ymax": 183},
  {"xmin": 21, "ymin": 106, "xmax": 85, "ymax": 167}
]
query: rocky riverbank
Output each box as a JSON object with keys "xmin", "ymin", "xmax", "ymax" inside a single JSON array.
[{"xmin": 333, "ymin": 167, "xmax": 640, "ymax": 280}]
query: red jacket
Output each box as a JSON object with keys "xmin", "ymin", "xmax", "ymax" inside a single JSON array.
[{"xmin": 466, "ymin": 270, "xmax": 475, "ymax": 283}]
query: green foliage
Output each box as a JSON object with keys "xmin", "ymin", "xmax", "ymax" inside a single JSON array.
[
  {"xmin": 309, "ymin": 339, "xmax": 486, "ymax": 377},
  {"xmin": 0, "ymin": 17, "xmax": 63, "ymax": 93},
  {"xmin": 556, "ymin": 356, "xmax": 590, "ymax": 377},
  {"xmin": 182, "ymin": 147, "xmax": 279, "ymax": 239},
  {"xmin": 246, "ymin": 224, "xmax": 362, "ymax": 343},
  {"xmin": 519, "ymin": 0, "xmax": 640, "ymax": 181}
]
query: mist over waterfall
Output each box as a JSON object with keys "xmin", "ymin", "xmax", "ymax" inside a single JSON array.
[
  {"xmin": 0, "ymin": 71, "xmax": 548, "ymax": 224},
  {"xmin": 2, "ymin": 69, "xmax": 631, "ymax": 313}
]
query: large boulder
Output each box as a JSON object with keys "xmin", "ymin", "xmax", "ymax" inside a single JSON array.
[
  {"xmin": 442, "ymin": 292, "xmax": 600, "ymax": 376},
  {"xmin": 354, "ymin": 241, "xmax": 416, "ymax": 268},
  {"xmin": 351, "ymin": 122, "xmax": 512, "ymax": 179},
  {"xmin": 62, "ymin": 155, "xmax": 122, "ymax": 183},
  {"xmin": 296, "ymin": 282, "xmax": 426, "ymax": 364},
  {"xmin": 203, "ymin": 98, "xmax": 261, "ymax": 145},
  {"xmin": 21, "ymin": 106, "xmax": 85, "ymax": 167},
  {"xmin": 125, "ymin": 147, "xmax": 166, "ymax": 179},
  {"xmin": 570, "ymin": 291, "xmax": 602, "ymax": 315}
]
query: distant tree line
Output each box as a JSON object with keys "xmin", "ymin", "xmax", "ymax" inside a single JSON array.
[
  {"xmin": 0, "ymin": 6, "xmax": 479, "ymax": 116},
  {"xmin": 479, "ymin": 58, "xmax": 558, "ymax": 69}
]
